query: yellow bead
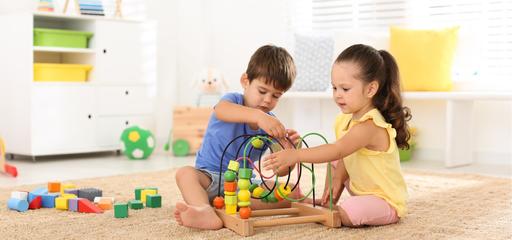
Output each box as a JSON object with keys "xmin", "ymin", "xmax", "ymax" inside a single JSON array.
[
  {"xmin": 279, "ymin": 183, "xmax": 292, "ymax": 196},
  {"xmin": 238, "ymin": 190, "xmax": 251, "ymax": 202},
  {"xmin": 227, "ymin": 160, "xmax": 239, "ymax": 172},
  {"xmin": 238, "ymin": 179, "xmax": 250, "ymax": 190},
  {"xmin": 251, "ymin": 138, "xmax": 264, "ymax": 149},
  {"xmin": 252, "ymin": 186, "xmax": 265, "ymax": 198},
  {"xmin": 224, "ymin": 191, "xmax": 236, "ymax": 196}
]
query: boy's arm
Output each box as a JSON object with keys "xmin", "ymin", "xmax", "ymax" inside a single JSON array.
[{"xmin": 215, "ymin": 100, "xmax": 287, "ymax": 139}]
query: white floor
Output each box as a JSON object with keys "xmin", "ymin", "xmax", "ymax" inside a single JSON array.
[{"xmin": 1, "ymin": 150, "xmax": 510, "ymax": 188}]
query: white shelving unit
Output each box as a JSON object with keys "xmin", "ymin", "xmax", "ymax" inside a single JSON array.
[
  {"xmin": 0, "ymin": 11, "xmax": 156, "ymax": 158},
  {"xmin": 283, "ymin": 91, "xmax": 512, "ymax": 168}
]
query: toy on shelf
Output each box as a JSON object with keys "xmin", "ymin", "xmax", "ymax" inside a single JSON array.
[
  {"xmin": 37, "ymin": 0, "xmax": 55, "ymax": 12},
  {"xmin": 194, "ymin": 67, "xmax": 228, "ymax": 107},
  {"xmin": 120, "ymin": 126, "xmax": 155, "ymax": 160},
  {"xmin": 213, "ymin": 133, "xmax": 341, "ymax": 236},
  {"xmin": 399, "ymin": 127, "xmax": 417, "ymax": 162},
  {"xmin": 0, "ymin": 137, "xmax": 18, "ymax": 177},
  {"xmin": 167, "ymin": 106, "xmax": 213, "ymax": 156}
]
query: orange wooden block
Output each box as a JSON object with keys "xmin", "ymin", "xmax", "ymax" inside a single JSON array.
[
  {"xmin": 97, "ymin": 199, "xmax": 112, "ymax": 210},
  {"xmin": 48, "ymin": 182, "xmax": 61, "ymax": 193},
  {"xmin": 224, "ymin": 181, "xmax": 237, "ymax": 192}
]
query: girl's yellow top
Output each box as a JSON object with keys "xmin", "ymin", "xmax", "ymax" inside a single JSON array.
[{"xmin": 334, "ymin": 108, "xmax": 408, "ymax": 217}]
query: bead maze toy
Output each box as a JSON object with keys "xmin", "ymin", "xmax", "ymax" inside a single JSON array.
[
  {"xmin": 212, "ymin": 133, "xmax": 341, "ymax": 236},
  {"xmin": 0, "ymin": 137, "xmax": 18, "ymax": 177}
]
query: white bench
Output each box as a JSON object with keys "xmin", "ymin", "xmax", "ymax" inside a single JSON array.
[{"xmin": 283, "ymin": 91, "xmax": 512, "ymax": 168}]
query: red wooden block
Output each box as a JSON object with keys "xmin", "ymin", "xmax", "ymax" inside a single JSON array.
[
  {"xmin": 28, "ymin": 196, "xmax": 42, "ymax": 209},
  {"xmin": 78, "ymin": 198, "xmax": 103, "ymax": 213}
]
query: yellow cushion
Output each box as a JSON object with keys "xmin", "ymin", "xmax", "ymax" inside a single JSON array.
[{"xmin": 390, "ymin": 26, "xmax": 459, "ymax": 91}]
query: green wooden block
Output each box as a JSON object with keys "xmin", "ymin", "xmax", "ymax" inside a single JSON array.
[
  {"xmin": 134, "ymin": 187, "xmax": 144, "ymax": 200},
  {"xmin": 114, "ymin": 203, "xmax": 128, "ymax": 218},
  {"xmin": 146, "ymin": 194, "xmax": 161, "ymax": 208},
  {"xmin": 128, "ymin": 200, "xmax": 144, "ymax": 210}
]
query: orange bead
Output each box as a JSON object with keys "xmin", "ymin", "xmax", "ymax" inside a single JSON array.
[
  {"xmin": 224, "ymin": 181, "xmax": 237, "ymax": 192},
  {"xmin": 239, "ymin": 207, "xmax": 251, "ymax": 219},
  {"xmin": 213, "ymin": 196, "xmax": 225, "ymax": 209}
]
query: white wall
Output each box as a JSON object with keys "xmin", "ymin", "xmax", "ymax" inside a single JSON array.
[{"xmin": 150, "ymin": 0, "xmax": 511, "ymax": 165}]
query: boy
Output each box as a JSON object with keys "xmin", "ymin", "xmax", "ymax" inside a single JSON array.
[{"xmin": 174, "ymin": 45, "xmax": 299, "ymax": 230}]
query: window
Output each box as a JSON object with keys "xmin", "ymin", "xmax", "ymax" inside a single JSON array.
[{"xmin": 294, "ymin": 0, "xmax": 512, "ymax": 88}]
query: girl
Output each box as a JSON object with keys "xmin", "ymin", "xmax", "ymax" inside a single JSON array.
[{"xmin": 264, "ymin": 44, "xmax": 411, "ymax": 227}]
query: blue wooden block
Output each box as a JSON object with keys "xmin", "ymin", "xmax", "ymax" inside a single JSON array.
[
  {"xmin": 68, "ymin": 198, "xmax": 79, "ymax": 212},
  {"xmin": 29, "ymin": 187, "xmax": 48, "ymax": 202},
  {"xmin": 41, "ymin": 193, "xmax": 59, "ymax": 208},
  {"xmin": 8, "ymin": 198, "xmax": 29, "ymax": 212}
]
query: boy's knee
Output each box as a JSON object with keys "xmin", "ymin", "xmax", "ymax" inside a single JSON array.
[{"xmin": 175, "ymin": 166, "xmax": 196, "ymax": 183}]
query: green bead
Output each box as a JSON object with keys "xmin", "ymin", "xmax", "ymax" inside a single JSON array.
[
  {"xmin": 260, "ymin": 191, "xmax": 270, "ymax": 202},
  {"xmin": 238, "ymin": 168, "xmax": 252, "ymax": 179},
  {"xmin": 224, "ymin": 170, "xmax": 236, "ymax": 182},
  {"xmin": 249, "ymin": 183, "xmax": 259, "ymax": 192},
  {"xmin": 265, "ymin": 192, "xmax": 278, "ymax": 203}
]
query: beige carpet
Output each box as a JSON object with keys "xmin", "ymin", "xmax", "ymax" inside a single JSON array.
[{"xmin": 1, "ymin": 167, "xmax": 511, "ymax": 240}]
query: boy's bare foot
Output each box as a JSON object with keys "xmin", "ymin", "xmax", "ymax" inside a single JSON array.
[{"xmin": 174, "ymin": 201, "xmax": 223, "ymax": 230}]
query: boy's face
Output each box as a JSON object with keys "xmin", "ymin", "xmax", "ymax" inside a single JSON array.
[{"xmin": 241, "ymin": 74, "xmax": 284, "ymax": 113}]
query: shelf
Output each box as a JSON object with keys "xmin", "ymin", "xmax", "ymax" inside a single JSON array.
[
  {"xmin": 33, "ymin": 46, "xmax": 95, "ymax": 54},
  {"xmin": 283, "ymin": 91, "xmax": 512, "ymax": 101},
  {"xmin": 33, "ymin": 12, "xmax": 141, "ymax": 22}
]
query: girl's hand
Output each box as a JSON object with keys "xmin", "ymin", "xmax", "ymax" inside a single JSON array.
[
  {"xmin": 263, "ymin": 149, "xmax": 299, "ymax": 173},
  {"xmin": 320, "ymin": 169, "xmax": 344, "ymax": 206}
]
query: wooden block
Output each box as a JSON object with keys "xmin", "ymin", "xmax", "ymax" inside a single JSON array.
[
  {"xmin": 41, "ymin": 193, "xmax": 59, "ymax": 208},
  {"xmin": 48, "ymin": 182, "xmax": 61, "ymax": 193},
  {"xmin": 55, "ymin": 197, "xmax": 68, "ymax": 210},
  {"xmin": 114, "ymin": 203, "xmax": 129, "ymax": 218},
  {"xmin": 216, "ymin": 209, "xmax": 254, "ymax": 236},
  {"xmin": 61, "ymin": 183, "xmax": 77, "ymax": 194},
  {"xmin": 7, "ymin": 198, "xmax": 29, "ymax": 212},
  {"xmin": 141, "ymin": 189, "xmax": 157, "ymax": 203},
  {"xmin": 10, "ymin": 191, "xmax": 28, "ymax": 200},
  {"xmin": 97, "ymin": 200, "xmax": 112, "ymax": 210},
  {"xmin": 78, "ymin": 188, "xmax": 102, "ymax": 202},
  {"xmin": 146, "ymin": 194, "xmax": 161, "ymax": 208},
  {"xmin": 128, "ymin": 200, "xmax": 144, "ymax": 210},
  {"xmin": 29, "ymin": 196, "xmax": 42, "ymax": 210},
  {"xmin": 78, "ymin": 198, "xmax": 103, "ymax": 213},
  {"xmin": 68, "ymin": 198, "xmax": 78, "ymax": 212}
]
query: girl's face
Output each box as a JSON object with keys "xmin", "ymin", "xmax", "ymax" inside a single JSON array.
[
  {"xmin": 241, "ymin": 75, "xmax": 283, "ymax": 113},
  {"xmin": 331, "ymin": 61, "xmax": 377, "ymax": 119}
]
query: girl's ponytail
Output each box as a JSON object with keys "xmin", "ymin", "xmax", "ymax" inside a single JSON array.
[{"xmin": 335, "ymin": 44, "xmax": 411, "ymax": 149}]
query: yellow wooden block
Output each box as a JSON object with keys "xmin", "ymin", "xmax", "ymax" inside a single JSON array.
[
  {"xmin": 141, "ymin": 189, "xmax": 158, "ymax": 203},
  {"xmin": 225, "ymin": 204, "xmax": 237, "ymax": 215},
  {"xmin": 55, "ymin": 197, "xmax": 68, "ymax": 210},
  {"xmin": 61, "ymin": 193, "xmax": 77, "ymax": 199},
  {"xmin": 227, "ymin": 160, "xmax": 239, "ymax": 172},
  {"xmin": 60, "ymin": 183, "xmax": 77, "ymax": 194}
]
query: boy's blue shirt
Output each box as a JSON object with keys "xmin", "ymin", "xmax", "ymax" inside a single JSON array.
[{"xmin": 195, "ymin": 92, "xmax": 273, "ymax": 174}]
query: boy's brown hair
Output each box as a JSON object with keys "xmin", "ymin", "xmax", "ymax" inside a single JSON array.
[{"xmin": 245, "ymin": 45, "xmax": 296, "ymax": 91}]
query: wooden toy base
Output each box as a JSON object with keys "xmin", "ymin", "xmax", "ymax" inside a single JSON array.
[{"xmin": 215, "ymin": 202, "xmax": 342, "ymax": 236}]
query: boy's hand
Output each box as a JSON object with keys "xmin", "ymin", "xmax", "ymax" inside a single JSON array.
[
  {"xmin": 256, "ymin": 112, "xmax": 286, "ymax": 139},
  {"xmin": 263, "ymin": 149, "xmax": 299, "ymax": 173}
]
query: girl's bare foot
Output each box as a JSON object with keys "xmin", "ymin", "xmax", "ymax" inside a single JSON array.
[{"xmin": 174, "ymin": 201, "xmax": 223, "ymax": 230}]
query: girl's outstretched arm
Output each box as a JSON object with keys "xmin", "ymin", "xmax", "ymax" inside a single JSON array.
[{"xmin": 263, "ymin": 120, "xmax": 380, "ymax": 173}]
